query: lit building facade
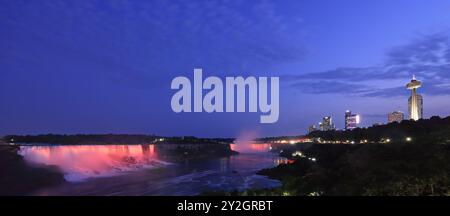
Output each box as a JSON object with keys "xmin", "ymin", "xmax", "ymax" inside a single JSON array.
[
  {"xmin": 406, "ymin": 75, "xmax": 423, "ymax": 120},
  {"xmin": 345, "ymin": 110, "xmax": 360, "ymax": 130},
  {"xmin": 408, "ymin": 94, "xmax": 423, "ymax": 120},
  {"xmin": 320, "ymin": 116, "xmax": 335, "ymax": 131},
  {"xmin": 388, "ymin": 111, "xmax": 404, "ymax": 123},
  {"xmin": 308, "ymin": 125, "xmax": 317, "ymax": 134}
]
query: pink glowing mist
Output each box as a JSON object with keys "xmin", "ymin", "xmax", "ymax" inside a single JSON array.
[{"xmin": 232, "ymin": 131, "xmax": 271, "ymax": 153}]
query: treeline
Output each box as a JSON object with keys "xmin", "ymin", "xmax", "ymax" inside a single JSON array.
[
  {"xmin": 308, "ymin": 116, "xmax": 450, "ymax": 143},
  {"xmin": 4, "ymin": 134, "xmax": 234, "ymax": 145},
  {"xmin": 257, "ymin": 136, "xmax": 306, "ymax": 142},
  {"xmin": 161, "ymin": 136, "xmax": 234, "ymax": 145},
  {"xmin": 4, "ymin": 134, "xmax": 159, "ymax": 145}
]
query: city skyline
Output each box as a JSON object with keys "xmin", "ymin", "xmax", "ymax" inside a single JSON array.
[
  {"xmin": 1, "ymin": 0, "xmax": 450, "ymax": 137},
  {"xmin": 310, "ymin": 75, "xmax": 427, "ymax": 132}
]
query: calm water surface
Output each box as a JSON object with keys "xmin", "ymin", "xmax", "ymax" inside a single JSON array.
[{"xmin": 19, "ymin": 143, "xmax": 286, "ymax": 195}]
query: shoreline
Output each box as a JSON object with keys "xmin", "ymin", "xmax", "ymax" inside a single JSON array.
[
  {"xmin": 0, "ymin": 144, "xmax": 66, "ymax": 195},
  {"xmin": 206, "ymin": 141, "xmax": 450, "ymax": 196}
]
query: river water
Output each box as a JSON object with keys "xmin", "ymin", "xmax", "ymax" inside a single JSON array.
[{"xmin": 18, "ymin": 143, "xmax": 286, "ymax": 195}]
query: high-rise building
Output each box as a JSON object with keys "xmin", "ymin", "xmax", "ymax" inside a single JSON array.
[
  {"xmin": 308, "ymin": 125, "xmax": 317, "ymax": 134},
  {"xmin": 408, "ymin": 94, "xmax": 423, "ymax": 120},
  {"xmin": 406, "ymin": 75, "xmax": 423, "ymax": 120},
  {"xmin": 320, "ymin": 116, "xmax": 335, "ymax": 131},
  {"xmin": 345, "ymin": 110, "xmax": 360, "ymax": 130},
  {"xmin": 388, "ymin": 111, "xmax": 404, "ymax": 123}
]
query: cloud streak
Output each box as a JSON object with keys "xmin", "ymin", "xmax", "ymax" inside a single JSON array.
[
  {"xmin": 0, "ymin": 0, "xmax": 306, "ymax": 90},
  {"xmin": 286, "ymin": 31, "xmax": 450, "ymax": 97}
]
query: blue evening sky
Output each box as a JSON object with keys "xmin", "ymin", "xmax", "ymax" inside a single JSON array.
[{"xmin": 1, "ymin": 0, "xmax": 450, "ymax": 137}]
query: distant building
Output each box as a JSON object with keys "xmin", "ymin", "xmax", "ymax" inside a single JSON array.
[
  {"xmin": 388, "ymin": 111, "xmax": 404, "ymax": 123},
  {"xmin": 406, "ymin": 75, "xmax": 423, "ymax": 120},
  {"xmin": 372, "ymin": 123, "xmax": 382, "ymax": 127},
  {"xmin": 345, "ymin": 110, "xmax": 360, "ymax": 130},
  {"xmin": 308, "ymin": 125, "xmax": 317, "ymax": 134},
  {"xmin": 320, "ymin": 116, "xmax": 335, "ymax": 131}
]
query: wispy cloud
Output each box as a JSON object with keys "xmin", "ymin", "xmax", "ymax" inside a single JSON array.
[
  {"xmin": 286, "ymin": 31, "xmax": 450, "ymax": 97},
  {"xmin": 0, "ymin": 0, "xmax": 306, "ymax": 89}
]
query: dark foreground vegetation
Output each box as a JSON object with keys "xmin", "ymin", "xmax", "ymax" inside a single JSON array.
[
  {"xmin": 204, "ymin": 116, "xmax": 450, "ymax": 196},
  {"xmin": 0, "ymin": 145, "xmax": 65, "ymax": 195},
  {"xmin": 258, "ymin": 143, "xmax": 450, "ymax": 196}
]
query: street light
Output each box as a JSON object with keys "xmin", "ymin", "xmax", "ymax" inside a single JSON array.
[{"xmin": 406, "ymin": 137, "xmax": 412, "ymax": 142}]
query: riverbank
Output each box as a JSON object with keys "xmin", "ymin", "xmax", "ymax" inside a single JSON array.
[
  {"xmin": 0, "ymin": 144, "xmax": 65, "ymax": 195},
  {"xmin": 203, "ymin": 116, "xmax": 450, "ymax": 196},
  {"xmin": 203, "ymin": 142, "xmax": 450, "ymax": 196}
]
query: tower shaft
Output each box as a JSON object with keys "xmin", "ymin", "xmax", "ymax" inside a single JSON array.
[{"xmin": 409, "ymin": 88, "xmax": 419, "ymax": 121}]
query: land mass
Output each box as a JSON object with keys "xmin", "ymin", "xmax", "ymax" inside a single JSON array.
[
  {"xmin": 0, "ymin": 135, "xmax": 238, "ymax": 195},
  {"xmin": 0, "ymin": 143, "xmax": 65, "ymax": 195},
  {"xmin": 203, "ymin": 116, "xmax": 450, "ymax": 196},
  {"xmin": 3, "ymin": 116, "xmax": 450, "ymax": 196}
]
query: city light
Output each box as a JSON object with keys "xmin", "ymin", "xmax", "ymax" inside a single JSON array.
[
  {"xmin": 292, "ymin": 151, "xmax": 304, "ymax": 157},
  {"xmin": 307, "ymin": 157, "xmax": 317, "ymax": 162},
  {"xmin": 308, "ymin": 192, "xmax": 320, "ymax": 196}
]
